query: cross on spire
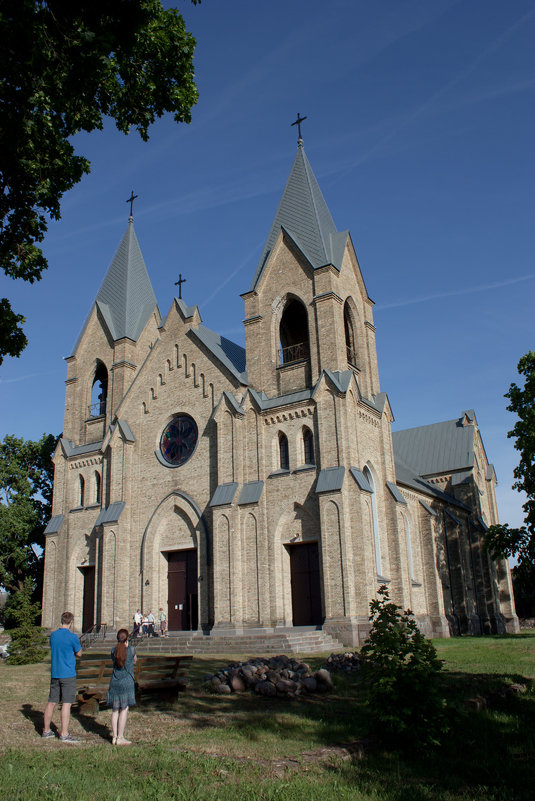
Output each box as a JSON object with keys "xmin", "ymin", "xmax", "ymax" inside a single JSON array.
[
  {"xmin": 291, "ymin": 113, "xmax": 307, "ymax": 141},
  {"xmin": 174, "ymin": 273, "xmax": 186, "ymax": 300},
  {"xmin": 126, "ymin": 190, "xmax": 138, "ymax": 218}
]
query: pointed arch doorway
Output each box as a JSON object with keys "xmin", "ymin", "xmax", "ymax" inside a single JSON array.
[
  {"xmin": 288, "ymin": 542, "xmax": 323, "ymax": 626},
  {"xmin": 166, "ymin": 549, "xmax": 198, "ymax": 631}
]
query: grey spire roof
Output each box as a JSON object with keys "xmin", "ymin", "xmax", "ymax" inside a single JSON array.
[
  {"xmin": 95, "ymin": 219, "xmax": 158, "ymax": 342},
  {"xmin": 250, "ymin": 143, "xmax": 348, "ymax": 289}
]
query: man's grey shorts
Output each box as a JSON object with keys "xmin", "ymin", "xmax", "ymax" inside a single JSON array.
[{"xmin": 48, "ymin": 677, "xmax": 77, "ymax": 704}]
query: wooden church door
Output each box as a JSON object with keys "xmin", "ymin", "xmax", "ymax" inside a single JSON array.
[
  {"xmin": 288, "ymin": 542, "xmax": 323, "ymax": 626},
  {"xmin": 167, "ymin": 550, "xmax": 198, "ymax": 631},
  {"xmin": 80, "ymin": 565, "xmax": 95, "ymax": 633}
]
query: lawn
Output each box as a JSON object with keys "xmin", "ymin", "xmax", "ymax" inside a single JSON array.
[{"xmin": 1, "ymin": 634, "xmax": 534, "ymax": 800}]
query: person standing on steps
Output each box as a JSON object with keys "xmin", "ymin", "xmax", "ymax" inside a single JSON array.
[
  {"xmin": 42, "ymin": 611, "xmax": 82, "ymax": 743},
  {"xmin": 159, "ymin": 607, "xmax": 167, "ymax": 637},
  {"xmin": 107, "ymin": 628, "xmax": 136, "ymax": 745}
]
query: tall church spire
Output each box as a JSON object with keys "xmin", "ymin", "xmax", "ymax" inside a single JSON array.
[
  {"xmin": 94, "ymin": 218, "xmax": 158, "ymax": 343},
  {"xmin": 250, "ymin": 141, "xmax": 347, "ymax": 290}
]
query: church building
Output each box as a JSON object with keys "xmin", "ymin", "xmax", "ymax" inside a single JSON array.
[{"xmin": 42, "ymin": 133, "xmax": 518, "ymax": 647}]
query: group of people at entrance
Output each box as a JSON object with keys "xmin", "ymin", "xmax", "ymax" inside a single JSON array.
[
  {"xmin": 132, "ymin": 608, "xmax": 167, "ymax": 638},
  {"xmin": 42, "ymin": 612, "xmax": 138, "ymax": 745}
]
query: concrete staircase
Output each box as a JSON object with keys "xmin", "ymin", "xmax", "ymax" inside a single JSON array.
[{"xmin": 90, "ymin": 627, "xmax": 345, "ymax": 655}]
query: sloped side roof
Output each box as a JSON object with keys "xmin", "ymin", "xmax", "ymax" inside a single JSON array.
[
  {"xmin": 189, "ymin": 325, "xmax": 247, "ymax": 383},
  {"xmin": 392, "ymin": 417, "xmax": 475, "ymax": 477},
  {"xmin": 250, "ymin": 143, "xmax": 343, "ymax": 289},
  {"xmin": 95, "ymin": 220, "xmax": 158, "ymax": 342}
]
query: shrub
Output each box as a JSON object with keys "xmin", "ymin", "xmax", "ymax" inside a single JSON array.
[
  {"xmin": 360, "ymin": 584, "xmax": 448, "ymax": 748},
  {"xmin": 5, "ymin": 579, "xmax": 47, "ymax": 665}
]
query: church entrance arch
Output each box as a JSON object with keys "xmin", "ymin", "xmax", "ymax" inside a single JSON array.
[
  {"xmin": 141, "ymin": 490, "xmax": 207, "ymax": 631},
  {"xmin": 287, "ymin": 542, "xmax": 322, "ymax": 626},
  {"xmin": 276, "ymin": 502, "xmax": 323, "ymax": 627},
  {"xmin": 166, "ymin": 549, "xmax": 198, "ymax": 631}
]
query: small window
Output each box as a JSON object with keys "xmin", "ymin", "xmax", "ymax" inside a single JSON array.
[
  {"xmin": 303, "ymin": 427, "xmax": 315, "ymax": 465},
  {"xmin": 94, "ymin": 471, "xmax": 101, "ymax": 505},
  {"xmin": 364, "ymin": 466, "xmax": 382, "ymax": 575},
  {"xmin": 279, "ymin": 433, "xmax": 290, "ymax": 471},
  {"xmin": 344, "ymin": 301, "xmax": 357, "ymax": 366},
  {"xmin": 79, "ymin": 475, "xmax": 85, "ymax": 507}
]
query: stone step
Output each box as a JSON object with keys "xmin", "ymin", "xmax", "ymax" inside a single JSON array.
[{"xmin": 86, "ymin": 627, "xmax": 345, "ymax": 655}]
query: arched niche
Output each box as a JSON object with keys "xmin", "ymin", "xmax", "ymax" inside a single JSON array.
[
  {"xmin": 279, "ymin": 297, "xmax": 310, "ymax": 365},
  {"xmin": 90, "ymin": 361, "xmax": 108, "ymax": 418}
]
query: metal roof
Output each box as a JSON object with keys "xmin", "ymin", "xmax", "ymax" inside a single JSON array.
[
  {"xmin": 349, "ymin": 467, "xmax": 373, "ymax": 493},
  {"xmin": 392, "ymin": 415, "xmax": 475, "ymax": 477},
  {"xmin": 386, "ymin": 481, "xmax": 408, "ymax": 505},
  {"xmin": 117, "ymin": 420, "xmax": 135, "ymax": 442},
  {"xmin": 60, "ymin": 438, "xmax": 103, "ymax": 458},
  {"xmin": 44, "ymin": 515, "xmax": 65, "ymax": 534},
  {"xmin": 419, "ymin": 500, "xmax": 437, "ymax": 516},
  {"xmin": 316, "ymin": 466, "xmax": 345, "ymax": 493},
  {"xmin": 95, "ymin": 502, "xmax": 125, "ymax": 526},
  {"xmin": 95, "ymin": 220, "xmax": 158, "ymax": 343},
  {"xmin": 238, "ymin": 481, "xmax": 264, "ymax": 505},
  {"xmin": 209, "ymin": 483, "xmax": 239, "ymax": 507},
  {"xmin": 189, "ymin": 326, "xmax": 247, "ymax": 383},
  {"xmin": 250, "ymin": 143, "xmax": 346, "ymax": 290}
]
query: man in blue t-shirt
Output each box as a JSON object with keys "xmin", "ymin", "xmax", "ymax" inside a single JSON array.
[{"xmin": 42, "ymin": 611, "xmax": 82, "ymax": 743}]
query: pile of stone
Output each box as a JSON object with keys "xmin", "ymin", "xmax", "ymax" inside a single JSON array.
[
  {"xmin": 204, "ymin": 655, "xmax": 333, "ymax": 697},
  {"xmin": 322, "ymin": 652, "xmax": 361, "ymax": 674}
]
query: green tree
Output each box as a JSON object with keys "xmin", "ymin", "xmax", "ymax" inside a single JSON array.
[
  {"xmin": 0, "ymin": 0, "xmax": 200, "ymax": 364},
  {"xmin": 485, "ymin": 352, "xmax": 535, "ymax": 613},
  {"xmin": 0, "ymin": 433, "xmax": 57, "ymax": 598},
  {"xmin": 5, "ymin": 577, "xmax": 48, "ymax": 664},
  {"xmin": 360, "ymin": 585, "xmax": 447, "ymax": 748}
]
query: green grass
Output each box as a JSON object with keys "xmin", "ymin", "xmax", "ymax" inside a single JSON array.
[{"xmin": 1, "ymin": 635, "xmax": 534, "ymax": 800}]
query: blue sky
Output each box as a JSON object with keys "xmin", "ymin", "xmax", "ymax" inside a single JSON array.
[{"xmin": 1, "ymin": 0, "xmax": 534, "ymax": 528}]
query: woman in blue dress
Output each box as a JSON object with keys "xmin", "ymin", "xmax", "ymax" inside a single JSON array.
[{"xmin": 107, "ymin": 628, "xmax": 136, "ymax": 745}]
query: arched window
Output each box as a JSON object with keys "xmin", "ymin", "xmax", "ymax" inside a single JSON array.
[
  {"xmin": 94, "ymin": 471, "xmax": 101, "ymax": 506},
  {"xmin": 364, "ymin": 466, "xmax": 382, "ymax": 576},
  {"xmin": 279, "ymin": 299, "xmax": 310, "ymax": 365},
  {"xmin": 303, "ymin": 427, "xmax": 315, "ymax": 465},
  {"xmin": 90, "ymin": 362, "xmax": 108, "ymax": 417},
  {"xmin": 344, "ymin": 300, "xmax": 357, "ymax": 366},
  {"xmin": 405, "ymin": 513, "xmax": 414, "ymax": 580},
  {"xmin": 279, "ymin": 433, "xmax": 290, "ymax": 471},
  {"xmin": 79, "ymin": 475, "xmax": 85, "ymax": 507}
]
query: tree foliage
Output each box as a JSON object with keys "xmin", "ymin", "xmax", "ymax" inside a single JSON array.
[
  {"xmin": 485, "ymin": 352, "xmax": 535, "ymax": 603},
  {"xmin": 0, "ymin": 0, "xmax": 200, "ymax": 364},
  {"xmin": 360, "ymin": 585, "xmax": 447, "ymax": 748},
  {"xmin": 0, "ymin": 433, "xmax": 57, "ymax": 596},
  {"xmin": 5, "ymin": 578, "xmax": 48, "ymax": 664}
]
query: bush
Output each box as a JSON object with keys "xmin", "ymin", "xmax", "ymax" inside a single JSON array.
[
  {"xmin": 5, "ymin": 579, "xmax": 47, "ymax": 665},
  {"xmin": 360, "ymin": 584, "xmax": 448, "ymax": 748}
]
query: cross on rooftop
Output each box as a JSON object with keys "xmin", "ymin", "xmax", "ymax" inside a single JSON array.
[
  {"xmin": 291, "ymin": 113, "xmax": 307, "ymax": 140},
  {"xmin": 126, "ymin": 190, "xmax": 138, "ymax": 217},
  {"xmin": 174, "ymin": 273, "xmax": 186, "ymax": 300}
]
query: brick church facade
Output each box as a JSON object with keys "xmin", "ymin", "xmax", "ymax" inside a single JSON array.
[{"xmin": 42, "ymin": 137, "xmax": 518, "ymax": 645}]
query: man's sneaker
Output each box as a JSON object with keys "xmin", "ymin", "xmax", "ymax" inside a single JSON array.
[
  {"xmin": 59, "ymin": 734, "xmax": 79, "ymax": 744},
  {"xmin": 42, "ymin": 730, "xmax": 55, "ymax": 739}
]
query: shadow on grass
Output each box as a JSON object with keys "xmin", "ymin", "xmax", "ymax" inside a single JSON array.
[{"xmin": 20, "ymin": 702, "xmax": 111, "ymax": 741}]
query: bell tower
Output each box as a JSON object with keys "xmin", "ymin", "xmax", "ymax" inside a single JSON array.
[
  {"xmin": 63, "ymin": 205, "xmax": 161, "ymax": 446},
  {"xmin": 242, "ymin": 125, "xmax": 380, "ymax": 401}
]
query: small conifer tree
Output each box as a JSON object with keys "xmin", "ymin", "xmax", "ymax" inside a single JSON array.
[
  {"xmin": 360, "ymin": 584, "xmax": 448, "ymax": 748},
  {"xmin": 5, "ymin": 578, "xmax": 47, "ymax": 665}
]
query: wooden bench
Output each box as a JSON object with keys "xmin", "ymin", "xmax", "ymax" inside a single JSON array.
[{"xmin": 76, "ymin": 654, "xmax": 192, "ymax": 713}]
